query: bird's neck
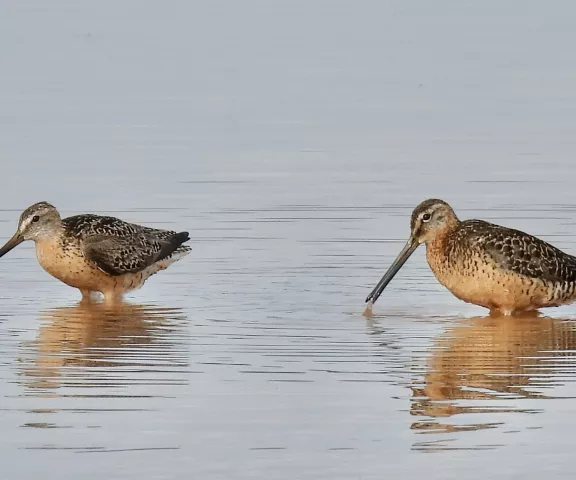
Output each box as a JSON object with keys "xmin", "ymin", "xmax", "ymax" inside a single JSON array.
[
  {"xmin": 426, "ymin": 222, "xmax": 459, "ymax": 260},
  {"xmin": 32, "ymin": 222, "xmax": 66, "ymax": 245}
]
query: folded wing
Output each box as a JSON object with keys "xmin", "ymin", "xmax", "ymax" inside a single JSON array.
[
  {"xmin": 84, "ymin": 231, "xmax": 190, "ymax": 276},
  {"xmin": 463, "ymin": 220, "xmax": 576, "ymax": 283}
]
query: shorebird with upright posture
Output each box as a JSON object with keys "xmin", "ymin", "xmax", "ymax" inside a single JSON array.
[
  {"xmin": 365, "ymin": 199, "xmax": 576, "ymax": 316},
  {"xmin": 0, "ymin": 202, "xmax": 191, "ymax": 303}
]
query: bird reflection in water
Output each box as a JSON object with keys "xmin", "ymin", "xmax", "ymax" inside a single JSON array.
[
  {"xmin": 409, "ymin": 314, "xmax": 576, "ymax": 440},
  {"xmin": 19, "ymin": 302, "xmax": 189, "ymax": 393}
]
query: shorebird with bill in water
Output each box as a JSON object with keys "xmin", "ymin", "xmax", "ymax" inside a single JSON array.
[
  {"xmin": 0, "ymin": 202, "xmax": 191, "ymax": 303},
  {"xmin": 365, "ymin": 199, "xmax": 576, "ymax": 316}
]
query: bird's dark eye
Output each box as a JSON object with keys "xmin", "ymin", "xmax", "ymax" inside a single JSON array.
[
  {"xmin": 422, "ymin": 213, "xmax": 432, "ymax": 222},
  {"xmin": 32, "ymin": 215, "xmax": 40, "ymax": 223}
]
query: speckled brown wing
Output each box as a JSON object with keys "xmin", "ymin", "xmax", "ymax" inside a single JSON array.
[
  {"xmin": 83, "ymin": 231, "xmax": 190, "ymax": 276},
  {"xmin": 61, "ymin": 214, "xmax": 190, "ymax": 276},
  {"xmin": 459, "ymin": 220, "xmax": 576, "ymax": 283},
  {"xmin": 63, "ymin": 214, "xmax": 180, "ymax": 240}
]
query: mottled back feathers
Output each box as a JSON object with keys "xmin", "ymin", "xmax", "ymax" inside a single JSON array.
[
  {"xmin": 63, "ymin": 214, "xmax": 191, "ymax": 276},
  {"xmin": 451, "ymin": 220, "xmax": 576, "ymax": 283}
]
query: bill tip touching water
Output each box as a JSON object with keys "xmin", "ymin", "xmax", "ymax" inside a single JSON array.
[
  {"xmin": 365, "ymin": 198, "xmax": 576, "ymax": 316},
  {"xmin": 0, "ymin": 201, "xmax": 191, "ymax": 303},
  {"xmin": 363, "ymin": 300, "xmax": 374, "ymax": 317}
]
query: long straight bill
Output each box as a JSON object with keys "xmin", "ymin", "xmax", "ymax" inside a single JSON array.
[
  {"xmin": 365, "ymin": 238, "xmax": 419, "ymax": 305},
  {"xmin": 0, "ymin": 232, "xmax": 23, "ymax": 259}
]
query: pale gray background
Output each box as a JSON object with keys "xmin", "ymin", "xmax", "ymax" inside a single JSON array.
[{"xmin": 1, "ymin": 1, "xmax": 576, "ymax": 479}]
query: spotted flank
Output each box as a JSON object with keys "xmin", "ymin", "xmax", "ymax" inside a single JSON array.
[{"xmin": 62, "ymin": 214, "xmax": 191, "ymax": 276}]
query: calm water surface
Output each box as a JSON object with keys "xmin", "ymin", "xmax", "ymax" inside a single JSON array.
[{"xmin": 2, "ymin": 1, "xmax": 576, "ymax": 479}]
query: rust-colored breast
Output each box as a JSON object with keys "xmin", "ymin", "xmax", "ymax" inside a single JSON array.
[
  {"xmin": 34, "ymin": 237, "xmax": 164, "ymax": 295},
  {"xmin": 35, "ymin": 238, "xmax": 111, "ymax": 291},
  {"xmin": 425, "ymin": 221, "xmax": 576, "ymax": 313}
]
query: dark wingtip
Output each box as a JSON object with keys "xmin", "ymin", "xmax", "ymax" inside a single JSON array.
[
  {"xmin": 173, "ymin": 231, "xmax": 190, "ymax": 245},
  {"xmin": 156, "ymin": 231, "xmax": 191, "ymax": 262}
]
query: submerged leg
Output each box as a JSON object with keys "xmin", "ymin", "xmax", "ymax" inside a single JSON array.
[
  {"xmin": 80, "ymin": 289, "xmax": 99, "ymax": 304},
  {"xmin": 102, "ymin": 291, "xmax": 124, "ymax": 305}
]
